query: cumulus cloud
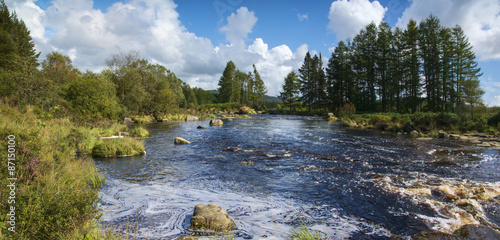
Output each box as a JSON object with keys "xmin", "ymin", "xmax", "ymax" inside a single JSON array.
[
  {"xmin": 219, "ymin": 7, "xmax": 258, "ymax": 48},
  {"xmin": 4, "ymin": 0, "xmax": 307, "ymax": 96},
  {"xmin": 328, "ymin": 0, "xmax": 387, "ymax": 40},
  {"xmin": 397, "ymin": 0, "xmax": 500, "ymax": 61}
]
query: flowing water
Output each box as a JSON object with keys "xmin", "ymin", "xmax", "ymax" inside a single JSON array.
[{"xmin": 95, "ymin": 115, "xmax": 500, "ymax": 239}]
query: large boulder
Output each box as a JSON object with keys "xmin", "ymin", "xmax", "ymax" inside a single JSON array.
[
  {"xmin": 174, "ymin": 137, "xmax": 191, "ymax": 144},
  {"xmin": 189, "ymin": 204, "xmax": 235, "ymax": 232},
  {"xmin": 186, "ymin": 116, "xmax": 199, "ymax": 121},
  {"xmin": 210, "ymin": 119, "xmax": 223, "ymax": 126}
]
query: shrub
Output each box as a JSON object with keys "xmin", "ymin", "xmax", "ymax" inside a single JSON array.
[
  {"xmin": 369, "ymin": 114, "xmax": 392, "ymax": 125},
  {"xmin": 488, "ymin": 112, "xmax": 500, "ymax": 126}
]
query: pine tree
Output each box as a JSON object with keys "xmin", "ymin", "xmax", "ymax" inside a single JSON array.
[
  {"xmin": 299, "ymin": 52, "xmax": 314, "ymax": 111},
  {"xmin": 280, "ymin": 71, "xmax": 300, "ymax": 110},
  {"xmin": 403, "ymin": 19, "xmax": 421, "ymax": 113},
  {"xmin": 419, "ymin": 15, "xmax": 443, "ymax": 111},
  {"xmin": 253, "ymin": 64, "xmax": 267, "ymax": 107},
  {"xmin": 326, "ymin": 41, "xmax": 353, "ymax": 111},
  {"xmin": 218, "ymin": 61, "xmax": 236, "ymax": 103}
]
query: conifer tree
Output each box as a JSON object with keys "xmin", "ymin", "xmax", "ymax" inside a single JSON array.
[{"xmin": 280, "ymin": 71, "xmax": 301, "ymax": 109}]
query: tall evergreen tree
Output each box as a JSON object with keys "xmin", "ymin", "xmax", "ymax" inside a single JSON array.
[
  {"xmin": 218, "ymin": 61, "xmax": 236, "ymax": 103},
  {"xmin": 326, "ymin": 41, "xmax": 353, "ymax": 111},
  {"xmin": 419, "ymin": 15, "xmax": 443, "ymax": 111},
  {"xmin": 253, "ymin": 64, "xmax": 267, "ymax": 107},
  {"xmin": 403, "ymin": 19, "xmax": 422, "ymax": 113},
  {"xmin": 280, "ymin": 71, "xmax": 301, "ymax": 109},
  {"xmin": 299, "ymin": 52, "xmax": 314, "ymax": 110}
]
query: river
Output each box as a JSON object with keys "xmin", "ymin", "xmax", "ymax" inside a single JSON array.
[{"xmin": 95, "ymin": 115, "xmax": 500, "ymax": 239}]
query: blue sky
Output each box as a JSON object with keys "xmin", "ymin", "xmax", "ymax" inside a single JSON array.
[{"xmin": 5, "ymin": 0, "xmax": 500, "ymax": 106}]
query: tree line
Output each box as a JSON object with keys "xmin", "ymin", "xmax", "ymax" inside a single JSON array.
[
  {"xmin": 1, "ymin": 1, "xmax": 271, "ymax": 122},
  {"xmin": 281, "ymin": 15, "xmax": 484, "ymax": 116}
]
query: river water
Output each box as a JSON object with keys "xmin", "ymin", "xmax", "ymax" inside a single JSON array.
[{"xmin": 95, "ymin": 115, "xmax": 500, "ymax": 239}]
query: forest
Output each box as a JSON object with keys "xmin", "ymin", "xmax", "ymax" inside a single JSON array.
[{"xmin": 281, "ymin": 15, "xmax": 484, "ymax": 117}]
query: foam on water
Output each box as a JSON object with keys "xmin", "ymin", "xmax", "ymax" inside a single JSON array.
[{"xmin": 100, "ymin": 178, "xmax": 391, "ymax": 239}]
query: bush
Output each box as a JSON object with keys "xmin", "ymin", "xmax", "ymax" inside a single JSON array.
[
  {"xmin": 369, "ymin": 114, "xmax": 392, "ymax": 125},
  {"xmin": 488, "ymin": 112, "xmax": 500, "ymax": 126},
  {"xmin": 435, "ymin": 112, "xmax": 461, "ymax": 130}
]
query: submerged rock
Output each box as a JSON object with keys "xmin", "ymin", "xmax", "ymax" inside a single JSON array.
[
  {"xmin": 438, "ymin": 131, "xmax": 449, "ymax": 139},
  {"xmin": 174, "ymin": 137, "xmax": 191, "ymax": 144},
  {"xmin": 210, "ymin": 119, "xmax": 223, "ymax": 126},
  {"xmin": 189, "ymin": 204, "xmax": 235, "ymax": 232},
  {"xmin": 197, "ymin": 125, "xmax": 207, "ymax": 129}
]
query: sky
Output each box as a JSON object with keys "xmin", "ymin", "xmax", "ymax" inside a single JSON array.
[{"xmin": 4, "ymin": 0, "xmax": 500, "ymax": 106}]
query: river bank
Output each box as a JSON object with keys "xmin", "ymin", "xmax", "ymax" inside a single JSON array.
[{"xmin": 0, "ymin": 102, "xmax": 146, "ymax": 239}]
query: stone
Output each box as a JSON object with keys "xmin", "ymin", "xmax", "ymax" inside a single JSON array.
[
  {"xmin": 210, "ymin": 119, "xmax": 224, "ymax": 126},
  {"xmin": 412, "ymin": 231, "xmax": 459, "ymax": 240},
  {"xmin": 410, "ymin": 130, "xmax": 419, "ymax": 137},
  {"xmin": 174, "ymin": 237, "xmax": 198, "ymax": 240},
  {"xmin": 438, "ymin": 131, "xmax": 449, "ymax": 138},
  {"xmin": 174, "ymin": 137, "xmax": 191, "ymax": 144},
  {"xmin": 185, "ymin": 116, "xmax": 199, "ymax": 121},
  {"xmin": 157, "ymin": 118, "xmax": 168, "ymax": 122},
  {"xmin": 197, "ymin": 125, "xmax": 207, "ymax": 129},
  {"xmin": 123, "ymin": 117, "xmax": 132, "ymax": 125},
  {"xmin": 189, "ymin": 204, "xmax": 235, "ymax": 232},
  {"xmin": 454, "ymin": 224, "xmax": 500, "ymax": 239}
]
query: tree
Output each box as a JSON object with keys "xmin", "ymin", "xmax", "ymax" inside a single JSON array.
[
  {"xmin": 42, "ymin": 52, "xmax": 80, "ymax": 84},
  {"xmin": 403, "ymin": 19, "xmax": 421, "ymax": 113},
  {"xmin": 326, "ymin": 41, "xmax": 354, "ymax": 111},
  {"xmin": 253, "ymin": 64, "xmax": 267, "ymax": 107},
  {"xmin": 299, "ymin": 52, "xmax": 314, "ymax": 110},
  {"xmin": 218, "ymin": 61, "xmax": 236, "ymax": 103},
  {"xmin": 419, "ymin": 15, "xmax": 443, "ymax": 111},
  {"xmin": 66, "ymin": 73, "xmax": 121, "ymax": 120},
  {"xmin": 280, "ymin": 71, "xmax": 300, "ymax": 110},
  {"xmin": 461, "ymin": 77, "xmax": 484, "ymax": 118}
]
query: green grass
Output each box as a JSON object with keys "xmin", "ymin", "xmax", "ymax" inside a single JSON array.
[
  {"xmin": 0, "ymin": 103, "xmax": 106, "ymax": 239},
  {"xmin": 129, "ymin": 126, "xmax": 149, "ymax": 138},
  {"xmin": 289, "ymin": 226, "xmax": 326, "ymax": 240},
  {"xmin": 92, "ymin": 138, "xmax": 145, "ymax": 157}
]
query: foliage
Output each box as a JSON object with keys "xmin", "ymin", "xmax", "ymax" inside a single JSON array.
[
  {"xmin": 280, "ymin": 71, "xmax": 301, "ymax": 109},
  {"xmin": 65, "ymin": 73, "xmax": 122, "ymax": 121},
  {"xmin": 129, "ymin": 126, "xmax": 149, "ymax": 138},
  {"xmin": 289, "ymin": 226, "xmax": 325, "ymax": 240},
  {"xmin": 0, "ymin": 102, "xmax": 103, "ymax": 239},
  {"xmin": 92, "ymin": 138, "xmax": 145, "ymax": 157}
]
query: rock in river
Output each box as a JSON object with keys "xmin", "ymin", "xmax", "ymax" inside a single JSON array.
[
  {"xmin": 185, "ymin": 116, "xmax": 199, "ymax": 121},
  {"xmin": 189, "ymin": 204, "xmax": 235, "ymax": 232},
  {"xmin": 174, "ymin": 137, "xmax": 191, "ymax": 144},
  {"xmin": 210, "ymin": 119, "xmax": 223, "ymax": 126}
]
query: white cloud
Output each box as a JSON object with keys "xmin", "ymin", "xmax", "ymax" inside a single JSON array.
[
  {"xmin": 327, "ymin": 0, "xmax": 387, "ymax": 40},
  {"xmin": 219, "ymin": 6, "xmax": 257, "ymax": 48},
  {"xmin": 396, "ymin": 0, "xmax": 500, "ymax": 61},
  {"xmin": 297, "ymin": 12, "xmax": 308, "ymax": 22},
  {"xmin": 4, "ymin": 0, "xmax": 308, "ymax": 96}
]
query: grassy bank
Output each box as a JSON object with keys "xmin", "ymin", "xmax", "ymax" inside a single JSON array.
[
  {"xmin": 0, "ymin": 102, "xmax": 144, "ymax": 239},
  {"xmin": 339, "ymin": 112, "xmax": 500, "ymax": 136}
]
